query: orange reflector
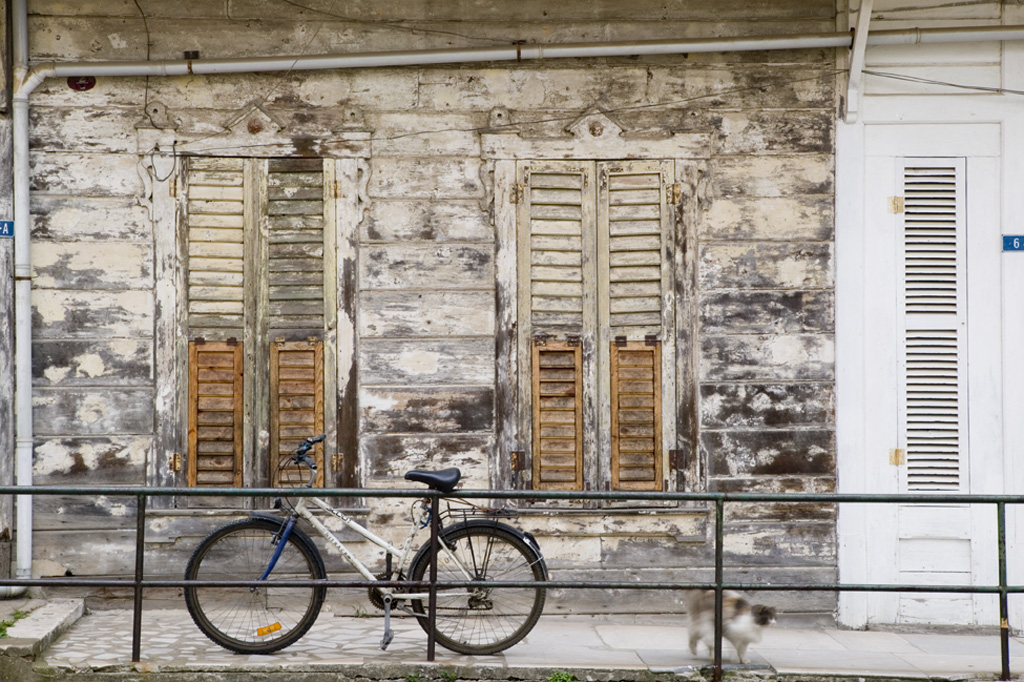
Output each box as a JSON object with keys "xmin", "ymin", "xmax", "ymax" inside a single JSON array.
[{"xmin": 256, "ymin": 622, "xmax": 282, "ymax": 637}]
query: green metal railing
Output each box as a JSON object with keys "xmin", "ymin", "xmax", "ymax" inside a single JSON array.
[{"xmin": 0, "ymin": 485, "xmax": 1021, "ymax": 681}]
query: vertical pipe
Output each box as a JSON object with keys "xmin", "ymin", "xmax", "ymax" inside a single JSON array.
[
  {"xmin": 714, "ymin": 498, "xmax": 724, "ymax": 682},
  {"xmin": 998, "ymin": 502, "xmax": 1010, "ymax": 680},
  {"xmin": 131, "ymin": 493, "xmax": 146, "ymax": 662},
  {"xmin": 10, "ymin": 0, "xmax": 33, "ymax": 589},
  {"xmin": 427, "ymin": 493, "xmax": 439, "ymax": 662}
]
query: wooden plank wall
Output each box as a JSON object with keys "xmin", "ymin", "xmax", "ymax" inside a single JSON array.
[{"xmin": 18, "ymin": 0, "xmax": 856, "ymax": 614}]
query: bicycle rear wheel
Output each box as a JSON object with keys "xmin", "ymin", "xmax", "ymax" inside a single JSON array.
[
  {"xmin": 184, "ymin": 517, "xmax": 326, "ymax": 654},
  {"xmin": 409, "ymin": 522, "xmax": 546, "ymax": 654}
]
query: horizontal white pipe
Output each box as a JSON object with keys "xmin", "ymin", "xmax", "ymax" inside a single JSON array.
[{"xmin": 20, "ymin": 25, "xmax": 1024, "ymax": 97}]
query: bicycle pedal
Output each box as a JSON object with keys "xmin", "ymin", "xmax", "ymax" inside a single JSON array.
[{"xmin": 380, "ymin": 630, "xmax": 394, "ymax": 650}]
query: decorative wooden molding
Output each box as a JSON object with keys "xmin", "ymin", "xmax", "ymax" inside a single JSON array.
[{"xmin": 481, "ymin": 105, "xmax": 710, "ymax": 161}]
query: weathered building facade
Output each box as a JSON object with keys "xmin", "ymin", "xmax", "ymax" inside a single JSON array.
[{"xmin": 3, "ymin": 0, "xmax": 847, "ymax": 618}]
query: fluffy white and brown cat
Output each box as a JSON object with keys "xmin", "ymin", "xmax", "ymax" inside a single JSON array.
[{"xmin": 685, "ymin": 590, "xmax": 776, "ymax": 664}]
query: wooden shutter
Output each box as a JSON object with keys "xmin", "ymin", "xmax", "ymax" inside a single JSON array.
[
  {"xmin": 271, "ymin": 340, "xmax": 324, "ymax": 487},
  {"xmin": 186, "ymin": 158, "xmax": 246, "ymax": 338},
  {"xmin": 266, "ymin": 159, "xmax": 326, "ymax": 335},
  {"xmin": 610, "ymin": 341, "xmax": 662, "ymax": 491},
  {"xmin": 599, "ymin": 161, "xmax": 672, "ymax": 336},
  {"xmin": 599, "ymin": 161, "xmax": 673, "ymax": 491},
  {"xmin": 531, "ymin": 341, "xmax": 583, "ymax": 490},
  {"xmin": 519, "ymin": 162, "xmax": 595, "ymax": 334},
  {"xmin": 899, "ymin": 160, "xmax": 967, "ymax": 492},
  {"xmin": 188, "ymin": 340, "xmax": 243, "ymax": 487}
]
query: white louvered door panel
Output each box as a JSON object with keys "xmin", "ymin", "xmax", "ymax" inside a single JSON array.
[{"xmin": 898, "ymin": 159, "xmax": 968, "ymax": 493}]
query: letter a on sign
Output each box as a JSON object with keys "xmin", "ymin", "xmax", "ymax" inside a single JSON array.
[{"xmin": 0, "ymin": 221, "xmax": 13, "ymax": 239}]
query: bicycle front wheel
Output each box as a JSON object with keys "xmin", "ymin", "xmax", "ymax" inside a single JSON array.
[
  {"xmin": 184, "ymin": 517, "xmax": 326, "ymax": 654},
  {"xmin": 409, "ymin": 523, "xmax": 546, "ymax": 654}
]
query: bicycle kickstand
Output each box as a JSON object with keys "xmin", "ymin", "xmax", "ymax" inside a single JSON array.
[{"xmin": 380, "ymin": 594, "xmax": 394, "ymax": 650}]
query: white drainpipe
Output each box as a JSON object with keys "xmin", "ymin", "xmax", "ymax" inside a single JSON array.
[{"xmin": 8, "ymin": 7, "xmax": 1024, "ymax": 597}]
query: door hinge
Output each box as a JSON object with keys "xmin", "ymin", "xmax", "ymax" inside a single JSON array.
[
  {"xmin": 889, "ymin": 448, "xmax": 906, "ymax": 466},
  {"xmin": 888, "ymin": 196, "xmax": 905, "ymax": 214},
  {"xmin": 510, "ymin": 450, "xmax": 527, "ymax": 473},
  {"xmin": 511, "ymin": 183, "xmax": 525, "ymax": 204},
  {"xmin": 170, "ymin": 453, "xmax": 182, "ymax": 472},
  {"xmin": 332, "ymin": 453, "xmax": 344, "ymax": 471},
  {"xmin": 668, "ymin": 183, "xmax": 682, "ymax": 205}
]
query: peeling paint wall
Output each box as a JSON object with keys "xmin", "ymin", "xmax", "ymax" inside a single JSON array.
[{"xmin": 17, "ymin": 0, "xmax": 838, "ymax": 615}]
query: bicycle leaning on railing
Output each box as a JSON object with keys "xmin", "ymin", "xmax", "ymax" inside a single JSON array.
[{"xmin": 182, "ymin": 434, "xmax": 548, "ymax": 655}]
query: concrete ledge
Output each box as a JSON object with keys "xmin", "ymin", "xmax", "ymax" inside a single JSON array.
[{"xmin": 0, "ymin": 599, "xmax": 84, "ymax": 659}]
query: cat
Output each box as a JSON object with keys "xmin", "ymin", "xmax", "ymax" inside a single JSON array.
[{"xmin": 685, "ymin": 589, "xmax": 776, "ymax": 664}]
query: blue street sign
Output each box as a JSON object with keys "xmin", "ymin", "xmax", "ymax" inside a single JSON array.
[
  {"xmin": 0, "ymin": 221, "xmax": 12, "ymax": 239},
  {"xmin": 1004, "ymin": 235, "xmax": 1024, "ymax": 252}
]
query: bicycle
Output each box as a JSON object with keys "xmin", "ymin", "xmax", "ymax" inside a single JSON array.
[{"xmin": 183, "ymin": 434, "xmax": 547, "ymax": 656}]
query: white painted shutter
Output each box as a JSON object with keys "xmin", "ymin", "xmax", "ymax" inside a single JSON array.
[
  {"xmin": 266, "ymin": 159, "xmax": 327, "ymax": 335},
  {"xmin": 598, "ymin": 161, "xmax": 673, "ymax": 337},
  {"xmin": 898, "ymin": 159, "xmax": 968, "ymax": 492},
  {"xmin": 518, "ymin": 161, "xmax": 596, "ymax": 334},
  {"xmin": 186, "ymin": 158, "xmax": 246, "ymax": 338}
]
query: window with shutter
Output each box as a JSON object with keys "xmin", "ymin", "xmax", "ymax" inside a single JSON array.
[
  {"xmin": 188, "ymin": 340, "xmax": 243, "ymax": 487},
  {"xmin": 517, "ymin": 159, "xmax": 676, "ymax": 493},
  {"xmin": 610, "ymin": 341, "xmax": 662, "ymax": 491},
  {"xmin": 183, "ymin": 157, "xmax": 334, "ymax": 490},
  {"xmin": 531, "ymin": 340, "xmax": 584, "ymax": 490},
  {"xmin": 898, "ymin": 160, "xmax": 968, "ymax": 492},
  {"xmin": 271, "ymin": 340, "xmax": 325, "ymax": 487}
]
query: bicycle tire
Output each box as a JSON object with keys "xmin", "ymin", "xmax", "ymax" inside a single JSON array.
[
  {"xmin": 184, "ymin": 517, "xmax": 326, "ymax": 654},
  {"xmin": 409, "ymin": 522, "xmax": 546, "ymax": 655}
]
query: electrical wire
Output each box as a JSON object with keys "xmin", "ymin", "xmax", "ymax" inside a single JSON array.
[{"xmin": 863, "ymin": 69, "xmax": 1024, "ymax": 97}]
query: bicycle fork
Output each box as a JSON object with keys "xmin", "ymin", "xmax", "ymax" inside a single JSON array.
[{"xmin": 259, "ymin": 516, "xmax": 299, "ymax": 583}]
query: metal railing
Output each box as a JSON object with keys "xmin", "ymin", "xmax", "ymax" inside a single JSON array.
[{"xmin": 1, "ymin": 485, "xmax": 1022, "ymax": 681}]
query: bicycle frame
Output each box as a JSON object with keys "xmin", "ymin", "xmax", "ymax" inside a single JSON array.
[{"xmin": 280, "ymin": 493, "xmax": 468, "ymax": 603}]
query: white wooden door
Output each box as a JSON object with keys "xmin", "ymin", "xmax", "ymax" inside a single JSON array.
[{"xmin": 850, "ymin": 124, "xmax": 1003, "ymax": 627}]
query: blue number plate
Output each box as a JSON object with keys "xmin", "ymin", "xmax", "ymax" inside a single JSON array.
[
  {"xmin": 0, "ymin": 221, "xmax": 12, "ymax": 239},
  {"xmin": 1004, "ymin": 235, "xmax": 1024, "ymax": 251}
]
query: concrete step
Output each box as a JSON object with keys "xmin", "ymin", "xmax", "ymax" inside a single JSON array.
[{"xmin": 0, "ymin": 599, "xmax": 84, "ymax": 658}]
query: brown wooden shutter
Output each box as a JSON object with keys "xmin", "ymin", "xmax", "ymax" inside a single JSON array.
[
  {"xmin": 531, "ymin": 340, "xmax": 583, "ymax": 490},
  {"xmin": 188, "ymin": 340, "xmax": 243, "ymax": 487},
  {"xmin": 610, "ymin": 341, "xmax": 662, "ymax": 491},
  {"xmin": 271, "ymin": 340, "xmax": 325, "ymax": 487}
]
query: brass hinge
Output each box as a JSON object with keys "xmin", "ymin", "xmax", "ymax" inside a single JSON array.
[
  {"xmin": 331, "ymin": 453, "xmax": 343, "ymax": 470},
  {"xmin": 889, "ymin": 448, "xmax": 906, "ymax": 466},
  {"xmin": 511, "ymin": 183, "xmax": 525, "ymax": 204},
  {"xmin": 888, "ymin": 196, "xmax": 905, "ymax": 214},
  {"xmin": 668, "ymin": 183, "xmax": 682, "ymax": 205},
  {"xmin": 170, "ymin": 453, "xmax": 182, "ymax": 472},
  {"xmin": 510, "ymin": 450, "xmax": 527, "ymax": 473}
]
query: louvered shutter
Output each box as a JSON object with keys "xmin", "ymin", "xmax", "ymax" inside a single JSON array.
[
  {"xmin": 599, "ymin": 161, "xmax": 673, "ymax": 336},
  {"xmin": 186, "ymin": 158, "xmax": 246, "ymax": 338},
  {"xmin": 267, "ymin": 159, "xmax": 326, "ymax": 335},
  {"xmin": 271, "ymin": 340, "xmax": 325, "ymax": 487},
  {"xmin": 610, "ymin": 341, "xmax": 662, "ymax": 490},
  {"xmin": 520, "ymin": 162, "xmax": 595, "ymax": 489},
  {"xmin": 531, "ymin": 341, "xmax": 584, "ymax": 490},
  {"xmin": 598, "ymin": 161, "xmax": 672, "ymax": 491},
  {"xmin": 898, "ymin": 160, "xmax": 968, "ymax": 492},
  {"xmin": 188, "ymin": 340, "xmax": 243, "ymax": 487}
]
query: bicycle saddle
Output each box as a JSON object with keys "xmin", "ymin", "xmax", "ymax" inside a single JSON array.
[{"xmin": 405, "ymin": 467, "xmax": 461, "ymax": 494}]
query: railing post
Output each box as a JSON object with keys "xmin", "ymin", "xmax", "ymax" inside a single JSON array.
[
  {"xmin": 998, "ymin": 501, "xmax": 1010, "ymax": 680},
  {"xmin": 714, "ymin": 497, "xmax": 724, "ymax": 682},
  {"xmin": 131, "ymin": 492, "xmax": 146, "ymax": 663},
  {"xmin": 427, "ymin": 491, "xmax": 440, "ymax": 662}
]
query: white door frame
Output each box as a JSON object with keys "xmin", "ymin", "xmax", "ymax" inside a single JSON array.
[{"xmin": 837, "ymin": 120, "xmax": 1008, "ymax": 628}]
